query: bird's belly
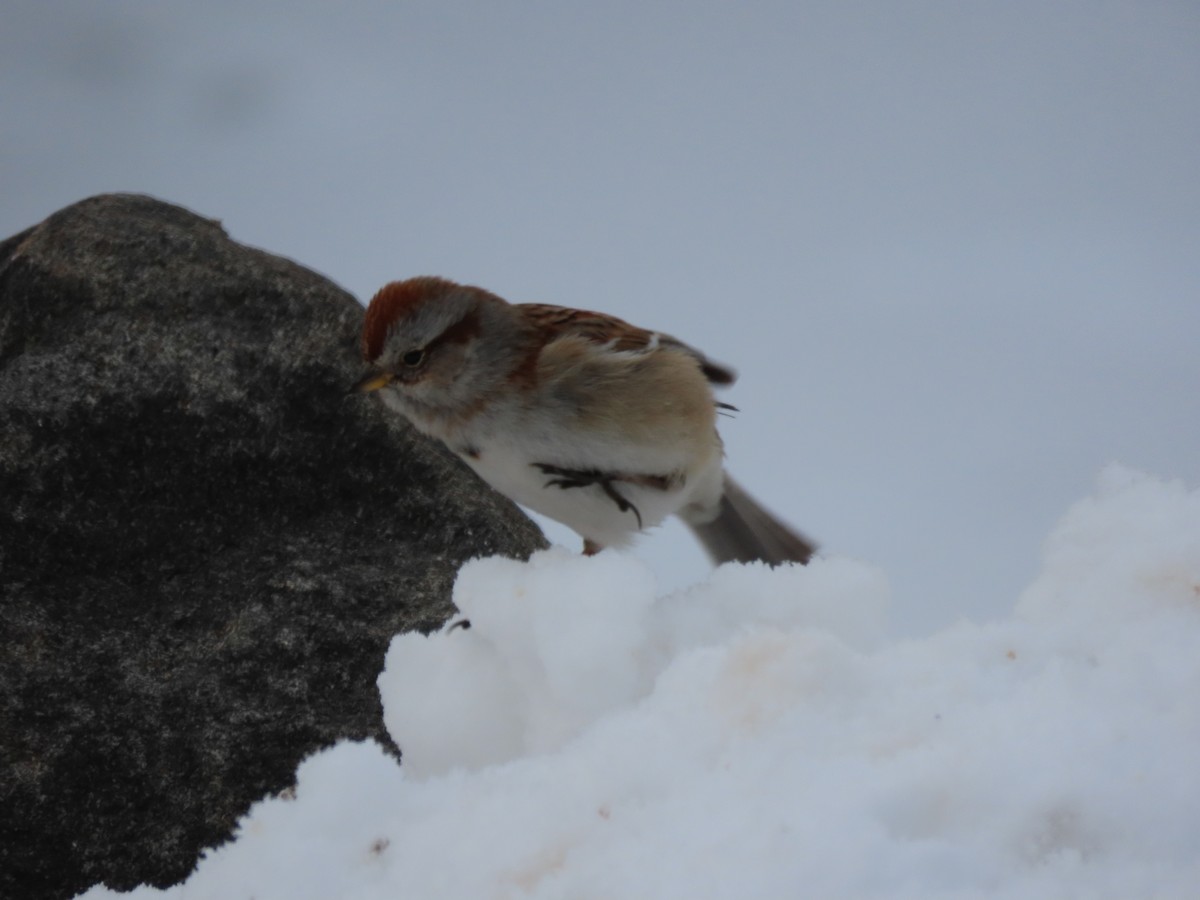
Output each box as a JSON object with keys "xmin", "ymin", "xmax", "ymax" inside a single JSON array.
[{"xmin": 457, "ymin": 439, "xmax": 711, "ymax": 549}]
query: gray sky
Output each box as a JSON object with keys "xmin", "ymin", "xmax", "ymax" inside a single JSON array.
[{"xmin": 4, "ymin": 0, "xmax": 1198, "ymax": 633}]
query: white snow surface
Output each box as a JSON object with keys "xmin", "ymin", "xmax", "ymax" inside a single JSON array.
[{"xmin": 80, "ymin": 467, "xmax": 1200, "ymax": 899}]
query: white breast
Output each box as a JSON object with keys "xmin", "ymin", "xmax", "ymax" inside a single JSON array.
[
  {"xmin": 458, "ymin": 432, "xmax": 722, "ymax": 549},
  {"xmin": 377, "ymin": 340, "xmax": 727, "ymax": 549}
]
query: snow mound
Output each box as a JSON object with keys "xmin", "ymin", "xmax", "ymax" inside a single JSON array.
[{"xmin": 79, "ymin": 467, "xmax": 1200, "ymax": 899}]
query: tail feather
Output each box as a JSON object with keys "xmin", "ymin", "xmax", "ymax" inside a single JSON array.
[{"xmin": 685, "ymin": 474, "xmax": 815, "ymax": 566}]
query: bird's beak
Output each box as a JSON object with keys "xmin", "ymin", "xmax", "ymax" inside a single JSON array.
[{"xmin": 351, "ymin": 371, "xmax": 394, "ymax": 394}]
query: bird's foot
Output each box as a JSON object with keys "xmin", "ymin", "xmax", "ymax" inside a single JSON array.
[{"xmin": 532, "ymin": 463, "xmax": 644, "ymax": 529}]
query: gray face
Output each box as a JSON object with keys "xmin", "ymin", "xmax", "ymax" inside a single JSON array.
[
  {"xmin": 376, "ymin": 287, "xmax": 538, "ymax": 425},
  {"xmin": 379, "ymin": 299, "xmax": 473, "ymax": 385},
  {"xmin": 372, "ymin": 296, "xmax": 480, "ymax": 419}
]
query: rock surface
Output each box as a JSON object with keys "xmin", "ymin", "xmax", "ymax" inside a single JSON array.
[{"xmin": 0, "ymin": 194, "xmax": 547, "ymax": 900}]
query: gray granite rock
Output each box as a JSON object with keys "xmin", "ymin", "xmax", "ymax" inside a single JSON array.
[{"xmin": 0, "ymin": 194, "xmax": 547, "ymax": 900}]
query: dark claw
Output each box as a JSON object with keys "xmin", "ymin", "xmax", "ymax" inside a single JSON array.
[
  {"xmin": 532, "ymin": 463, "xmax": 644, "ymax": 529},
  {"xmin": 545, "ymin": 476, "xmax": 589, "ymax": 490},
  {"xmin": 598, "ymin": 479, "xmax": 643, "ymax": 529}
]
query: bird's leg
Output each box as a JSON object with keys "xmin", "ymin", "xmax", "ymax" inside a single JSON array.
[{"xmin": 532, "ymin": 463, "xmax": 644, "ymax": 529}]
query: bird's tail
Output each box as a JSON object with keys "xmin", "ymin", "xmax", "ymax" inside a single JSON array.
[{"xmin": 685, "ymin": 473, "xmax": 816, "ymax": 566}]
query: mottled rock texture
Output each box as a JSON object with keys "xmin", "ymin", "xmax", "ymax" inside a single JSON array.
[{"xmin": 0, "ymin": 194, "xmax": 546, "ymax": 900}]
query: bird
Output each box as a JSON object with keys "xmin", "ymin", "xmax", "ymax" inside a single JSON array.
[{"xmin": 354, "ymin": 276, "xmax": 814, "ymax": 566}]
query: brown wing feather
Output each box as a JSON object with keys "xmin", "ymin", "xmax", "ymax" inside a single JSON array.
[{"xmin": 516, "ymin": 303, "xmax": 736, "ymax": 386}]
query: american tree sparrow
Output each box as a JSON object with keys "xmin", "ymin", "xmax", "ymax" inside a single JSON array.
[{"xmin": 354, "ymin": 276, "xmax": 814, "ymax": 565}]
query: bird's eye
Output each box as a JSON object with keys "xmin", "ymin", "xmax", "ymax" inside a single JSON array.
[{"xmin": 401, "ymin": 349, "xmax": 425, "ymax": 367}]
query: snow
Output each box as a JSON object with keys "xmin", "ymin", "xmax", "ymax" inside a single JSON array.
[{"xmin": 78, "ymin": 467, "xmax": 1200, "ymax": 898}]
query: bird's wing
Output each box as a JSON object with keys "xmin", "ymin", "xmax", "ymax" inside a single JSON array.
[{"xmin": 516, "ymin": 303, "xmax": 736, "ymax": 386}]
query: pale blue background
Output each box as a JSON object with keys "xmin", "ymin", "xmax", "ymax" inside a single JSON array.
[{"xmin": 4, "ymin": 1, "xmax": 1197, "ymax": 633}]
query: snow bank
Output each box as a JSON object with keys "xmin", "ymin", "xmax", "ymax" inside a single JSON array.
[{"xmin": 79, "ymin": 467, "xmax": 1200, "ymax": 899}]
